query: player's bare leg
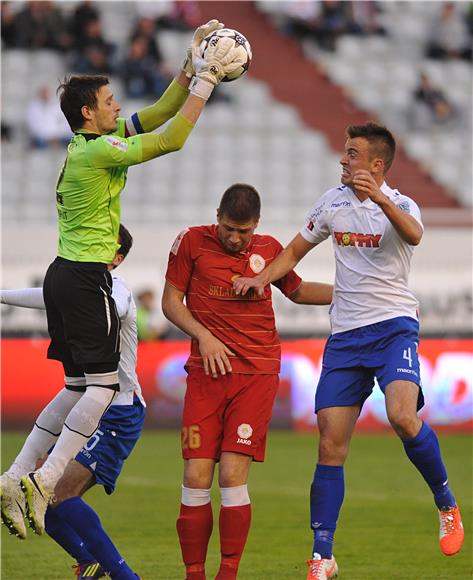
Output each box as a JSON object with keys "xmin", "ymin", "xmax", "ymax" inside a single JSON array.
[
  {"xmin": 307, "ymin": 406, "xmax": 359, "ymax": 579},
  {"xmin": 386, "ymin": 380, "xmax": 464, "ymax": 556},
  {"xmin": 215, "ymin": 452, "xmax": 252, "ymax": 580}
]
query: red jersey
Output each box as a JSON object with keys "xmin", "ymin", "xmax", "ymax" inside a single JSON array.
[{"xmin": 165, "ymin": 225, "xmax": 302, "ymax": 374}]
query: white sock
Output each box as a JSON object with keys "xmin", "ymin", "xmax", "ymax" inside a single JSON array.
[
  {"xmin": 220, "ymin": 484, "xmax": 250, "ymax": 507},
  {"xmin": 6, "ymin": 387, "xmax": 83, "ymax": 481},
  {"xmin": 181, "ymin": 485, "xmax": 211, "ymax": 506},
  {"xmin": 37, "ymin": 384, "xmax": 116, "ymax": 490}
]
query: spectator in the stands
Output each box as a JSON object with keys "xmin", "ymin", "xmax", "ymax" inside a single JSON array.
[
  {"xmin": 69, "ymin": 0, "xmax": 100, "ymax": 48},
  {"xmin": 425, "ymin": 2, "xmax": 472, "ymax": 61},
  {"xmin": 409, "ymin": 73, "xmax": 457, "ymax": 130},
  {"xmin": 119, "ymin": 35, "xmax": 170, "ymax": 99},
  {"xmin": 156, "ymin": 1, "xmax": 201, "ymax": 31},
  {"xmin": 26, "ymin": 86, "xmax": 71, "ymax": 149},
  {"xmin": 71, "ymin": 17, "xmax": 115, "ymax": 74},
  {"xmin": 12, "ymin": 1, "xmax": 71, "ymax": 51},
  {"xmin": 351, "ymin": 1, "xmax": 386, "ymax": 36},
  {"xmin": 1, "ymin": 1, "xmax": 16, "ymax": 48},
  {"xmin": 136, "ymin": 289, "xmax": 168, "ymax": 341}
]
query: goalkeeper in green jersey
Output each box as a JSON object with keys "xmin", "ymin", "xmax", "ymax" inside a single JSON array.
[{"xmin": 4, "ymin": 20, "xmax": 244, "ymax": 546}]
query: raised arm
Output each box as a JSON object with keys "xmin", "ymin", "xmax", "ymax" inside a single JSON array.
[
  {"xmin": 125, "ymin": 20, "xmax": 224, "ymax": 134},
  {"xmin": 1, "ymin": 288, "xmax": 45, "ymax": 309},
  {"xmin": 161, "ymin": 281, "xmax": 234, "ymax": 378},
  {"xmin": 233, "ymin": 233, "xmax": 316, "ymax": 297}
]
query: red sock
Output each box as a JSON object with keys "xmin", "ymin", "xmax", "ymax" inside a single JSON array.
[
  {"xmin": 216, "ymin": 504, "xmax": 252, "ymax": 579},
  {"xmin": 176, "ymin": 503, "xmax": 213, "ymax": 579}
]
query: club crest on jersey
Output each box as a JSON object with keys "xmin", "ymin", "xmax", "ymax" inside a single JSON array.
[
  {"xmin": 397, "ymin": 201, "xmax": 411, "ymax": 213},
  {"xmin": 249, "ymin": 254, "xmax": 265, "ymax": 273},
  {"xmin": 334, "ymin": 231, "xmax": 382, "ymax": 248},
  {"xmin": 104, "ymin": 136, "xmax": 128, "ymax": 152},
  {"xmin": 237, "ymin": 423, "xmax": 253, "ymax": 439}
]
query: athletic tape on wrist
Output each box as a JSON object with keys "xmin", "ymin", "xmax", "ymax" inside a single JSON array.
[{"xmin": 189, "ymin": 76, "xmax": 214, "ymax": 101}]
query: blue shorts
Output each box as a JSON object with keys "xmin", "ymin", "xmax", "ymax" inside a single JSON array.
[
  {"xmin": 75, "ymin": 397, "xmax": 145, "ymax": 494},
  {"xmin": 315, "ymin": 316, "xmax": 424, "ymax": 413}
]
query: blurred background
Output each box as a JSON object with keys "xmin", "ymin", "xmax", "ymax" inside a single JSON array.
[{"xmin": 1, "ymin": 0, "xmax": 472, "ymax": 431}]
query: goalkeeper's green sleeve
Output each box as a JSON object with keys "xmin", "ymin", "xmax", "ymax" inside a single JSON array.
[
  {"xmin": 140, "ymin": 112, "xmax": 195, "ymax": 161},
  {"xmin": 136, "ymin": 80, "xmax": 189, "ymax": 133}
]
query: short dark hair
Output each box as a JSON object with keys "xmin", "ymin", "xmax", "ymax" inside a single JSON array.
[
  {"xmin": 218, "ymin": 183, "xmax": 261, "ymax": 222},
  {"xmin": 346, "ymin": 122, "xmax": 396, "ymax": 173},
  {"xmin": 57, "ymin": 74, "xmax": 110, "ymax": 131},
  {"xmin": 117, "ymin": 224, "xmax": 133, "ymax": 259}
]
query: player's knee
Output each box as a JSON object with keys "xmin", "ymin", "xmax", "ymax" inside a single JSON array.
[
  {"xmin": 318, "ymin": 436, "xmax": 349, "ymax": 464},
  {"xmin": 388, "ymin": 410, "xmax": 420, "ymax": 439},
  {"xmin": 183, "ymin": 467, "xmax": 213, "ymax": 489},
  {"xmin": 52, "ymin": 480, "xmax": 81, "ymax": 505}
]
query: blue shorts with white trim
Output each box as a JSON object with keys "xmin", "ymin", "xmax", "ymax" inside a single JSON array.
[
  {"xmin": 75, "ymin": 397, "xmax": 145, "ymax": 494},
  {"xmin": 315, "ymin": 316, "xmax": 424, "ymax": 413}
]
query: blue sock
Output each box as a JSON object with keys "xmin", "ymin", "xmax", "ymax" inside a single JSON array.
[
  {"xmin": 310, "ymin": 464, "xmax": 344, "ymax": 559},
  {"xmin": 46, "ymin": 506, "xmax": 95, "ymax": 565},
  {"xmin": 402, "ymin": 422, "xmax": 456, "ymax": 510},
  {"xmin": 53, "ymin": 497, "xmax": 137, "ymax": 579}
]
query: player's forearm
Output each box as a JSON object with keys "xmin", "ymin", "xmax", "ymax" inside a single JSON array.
[
  {"xmin": 377, "ymin": 197, "xmax": 423, "ymax": 245},
  {"xmin": 135, "ymin": 78, "xmax": 190, "ymax": 133},
  {"xmin": 162, "ymin": 292, "xmax": 212, "ymax": 342},
  {"xmin": 290, "ymin": 281, "xmax": 333, "ymax": 305},
  {"xmin": 1, "ymin": 288, "xmax": 45, "ymax": 309},
  {"xmin": 140, "ymin": 113, "xmax": 195, "ymax": 161}
]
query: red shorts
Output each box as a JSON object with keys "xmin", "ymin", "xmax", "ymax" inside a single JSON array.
[{"xmin": 181, "ymin": 368, "xmax": 279, "ymax": 462}]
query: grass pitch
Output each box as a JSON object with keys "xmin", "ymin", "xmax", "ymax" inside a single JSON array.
[{"xmin": 1, "ymin": 431, "xmax": 471, "ymax": 579}]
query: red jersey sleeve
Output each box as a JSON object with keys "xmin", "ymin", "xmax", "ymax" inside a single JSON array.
[{"xmin": 165, "ymin": 228, "xmax": 193, "ymax": 292}]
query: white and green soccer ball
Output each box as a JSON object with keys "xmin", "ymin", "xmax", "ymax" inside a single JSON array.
[{"xmin": 199, "ymin": 28, "xmax": 252, "ymax": 82}]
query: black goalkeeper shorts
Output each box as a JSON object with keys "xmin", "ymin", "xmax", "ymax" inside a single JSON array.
[{"xmin": 43, "ymin": 257, "xmax": 121, "ymax": 370}]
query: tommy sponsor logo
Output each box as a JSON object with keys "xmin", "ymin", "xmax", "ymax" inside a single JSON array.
[
  {"xmin": 249, "ymin": 253, "xmax": 265, "ymax": 273},
  {"xmin": 237, "ymin": 423, "xmax": 253, "ymax": 445},
  {"xmin": 334, "ymin": 231, "xmax": 382, "ymax": 248},
  {"xmin": 104, "ymin": 136, "xmax": 128, "ymax": 152}
]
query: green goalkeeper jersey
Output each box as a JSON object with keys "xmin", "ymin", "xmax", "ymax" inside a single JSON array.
[{"xmin": 56, "ymin": 79, "xmax": 192, "ymax": 263}]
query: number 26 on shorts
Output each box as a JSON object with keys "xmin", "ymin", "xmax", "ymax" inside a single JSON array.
[{"xmin": 181, "ymin": 425, "xmax": 201, "ymax": 450}]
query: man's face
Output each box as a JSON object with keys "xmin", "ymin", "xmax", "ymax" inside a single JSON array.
[
  {"xmin": 217, "ymin": 213, "xmax": 258, "ymax": 254},
  {"xmin": 88, "ymin": 85, "xmax": 121, "ymax": 134},
  {"xmin": 339, "ymin": 137, "xmax": 378, "ymax": 188}
]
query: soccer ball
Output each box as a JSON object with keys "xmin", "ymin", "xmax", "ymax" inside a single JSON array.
[{"xmin": 200, "ymin": 28, "xmax": 252, "ymax": 82}]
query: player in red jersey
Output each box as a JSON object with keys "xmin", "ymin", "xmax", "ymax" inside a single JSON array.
[{"xmin": 162, "ymin": 183, "xmax": 333, "ymax": 580}]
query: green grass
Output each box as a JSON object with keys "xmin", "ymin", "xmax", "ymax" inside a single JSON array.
[{"xmin": 1, "ymin": 431, "xmax": 472, "ymax": 579}]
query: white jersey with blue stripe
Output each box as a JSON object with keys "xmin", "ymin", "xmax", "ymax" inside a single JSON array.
[
  {"xmin": 300, "ymin": 182, "xmax": 423, "ymax": 335},
  {"xmin": 111, "ymin": 275, "xmax": 145, "ymax": 407}
]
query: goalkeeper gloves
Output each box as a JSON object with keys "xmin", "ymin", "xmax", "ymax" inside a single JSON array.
[
  {"xmin": 189, "ymin": 37, "xmax": 242, "ymax": 101},
  {"xmin": 182, "ymin": 19, "xmax": 224, "ymax": 79}
]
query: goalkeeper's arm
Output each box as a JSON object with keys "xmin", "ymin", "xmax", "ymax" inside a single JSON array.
[
  {"xmin": 1, "ymin": 288, "xmax": 45, "ymax": 309},
  {"xmin": 125, "ymin": 72, "xmax": 191, "ymax": 136}
]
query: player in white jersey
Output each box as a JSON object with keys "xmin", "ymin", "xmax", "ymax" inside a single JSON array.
[
  {"xmin": 233, "ymin": 122, "xmax": 464, "ymax": 579},
  {"xmin": 1, "ymin": 225, "xmax": 144, "ymax": 580}
]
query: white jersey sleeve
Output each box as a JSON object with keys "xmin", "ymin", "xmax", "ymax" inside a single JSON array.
[
  {"xmin": 1, "ymin": 288, "xmax": 45, "ymax": 309},
  {"xmin": 111, "ymin": 276, "xmax": 146, "ymax": 407},
  {"xmin": 300, "ymin": 189, "xmax": 334, "ymax": 245},
  {"xmin": 393, "ymin": 192, "xmax": 424, "ymax": 228}
]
